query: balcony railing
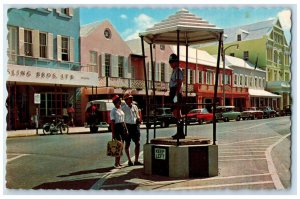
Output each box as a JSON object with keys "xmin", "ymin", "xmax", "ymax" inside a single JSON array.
[
  {"xmin": 194, "ymin": 83, "xmax": 248, "ymax": 94},
  {"xmin": 7, "ymin": 52, "xmax": 81, "ymax": 71}
]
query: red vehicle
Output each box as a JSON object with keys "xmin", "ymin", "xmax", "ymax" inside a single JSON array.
[
  {"xmin": 241, "ymin": 107, "xmax": 264, "ymax": 120},
  {"xmin": 185, "ymin": 108, "xmax": 213, "ymax": 125},
  {"xmin": 85, "ymin": 99, "xmax": 142, "ymax": 133}
]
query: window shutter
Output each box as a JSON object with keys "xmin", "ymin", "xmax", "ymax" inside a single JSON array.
[
  {"xmin": 47, "ymin": 33, "xmax": 53, "ymax": 59},
  {"xmin": 69, "ymin": 37, "xmax": 74, "ymax": 62},
  {"xmin": 18, "ymin": 27, "xmax": 25, "ymax": 56},
  {"xmin": 57, "ymin": 35, "xmax": 62, "ymax": 61},
  {"xmin": 32, "ymin": 29, "xmax": 39, "ymax": 58},
  {"xmin": 187, "ymin": 69, "xmax": 191, "ymax": 84},
  {"xmin": 156, "ymin": 63, "xmax": 160, "ymax": 81},
  {"xmin": 124, "ymin": 57, "xmax": 130, "ymax": 78},
  {"xmin": 68, "ymin": 8, "xmax": 73, "ymax": 16},
  {"xmin": 111, "ymin": 55, "xmax": 118, "ymax": 77},
  {"xmin": 100, "ymin": 54, "xmax": 105, "ymax": 77}
]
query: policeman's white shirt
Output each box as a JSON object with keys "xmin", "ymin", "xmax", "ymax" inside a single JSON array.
[
  {"xmin": 122, "ymin": 104, "xmax": 139, "ymax": 124},
  {"xmin": 169, "ymin": 67, "xmax": 183, "ymax": 88},
  {"xmin": 110, "ymin": 107, "xmax": 125, "ymax": 124}
]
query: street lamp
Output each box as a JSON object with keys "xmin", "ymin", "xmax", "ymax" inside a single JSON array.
[{"xmin": 222, "ymin": 44, "xmax": 239, "ymax": 106}]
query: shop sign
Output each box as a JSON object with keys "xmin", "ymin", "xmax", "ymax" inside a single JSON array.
[
  {"xmin": 7, "ymin": 64, "xmax": 98, "ymax": 87},
  {"xmin": 34, "ymin": 93, "xmax": 41, "ymax": 104}
]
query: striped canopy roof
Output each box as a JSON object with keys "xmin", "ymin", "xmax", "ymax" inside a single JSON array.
[{"xmin": 139, "ymin": 9, "xmax": 223, "ymax": 45}]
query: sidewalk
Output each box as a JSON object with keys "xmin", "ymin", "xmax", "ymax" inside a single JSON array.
[
  {"xmin": 6, "ymin": 126, "xmax": 100, "ymax": 138},
  {"xmin": 6, "ymin": 125, "xmax": 148, "ymax": 138}
]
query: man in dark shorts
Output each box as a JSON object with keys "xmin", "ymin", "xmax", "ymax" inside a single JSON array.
[
  {"xmin": 169, "ymin": 53, "xmax": 185, "ymax": 139},
  {"xmin": 122, "ymin": 93, "xmax": 143, "ymax": 166}
]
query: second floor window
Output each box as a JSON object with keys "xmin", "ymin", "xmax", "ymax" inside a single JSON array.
[
  {"xmin": 61, "ymin": 37, "xmax": 69, "ymax": 61},
  {"xmin": 24, "ymin": 29, "xmax": 33, "ymax": 56},
  {"xmin": 39, "ymin": 32, "xmax": 47, "ymax": 58},
  {"xmin": 243, "ymin": 51, "xmax": 249, "ymax": 61},
  {"xmin": 118, "ymin": 56, "xmax": 124, "ymax": 77},
  {"xmin": 105, "ymin": 54, "xmax": 111, "ymax": 77},
  {"xmin": 237, "ymin": 34, "xmax": 241, "ymax": 41}
]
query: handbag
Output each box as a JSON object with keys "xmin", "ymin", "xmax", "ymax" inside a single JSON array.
[{"xmin": 107, "ymin": 140, "xmax": 123, "ymax": 157}]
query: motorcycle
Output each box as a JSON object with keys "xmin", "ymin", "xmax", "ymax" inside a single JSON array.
[{"xmin": 42, "ymin": 116, "xmax": 69, "ymax": 135}]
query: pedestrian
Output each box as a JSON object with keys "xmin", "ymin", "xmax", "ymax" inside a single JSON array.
[
  {"xmin": 122, "ymin": 93, "xmax": 143, "ymax": 166},
  {"xmin": 110, "ymin": 95, "xmax": 128, "ymax": 168},
  {"xmin": 62, "ymin": 105, "xmax": 68, "ymax": 124},
  {"xmin": 168, "ymin": 53, "xmax": 185, "ymax": 139},
  {"xmin": 67, "ymin": 103, "xmax": 75, "ymax": 127}
]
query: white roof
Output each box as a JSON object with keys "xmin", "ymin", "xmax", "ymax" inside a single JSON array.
[
  {"xmin": 223, "ymin": 55, "xmax": 265, "ymax": 72},
  {"xmin": 248, "ymin": 89, "xmax": 281, "ymax": 98},
  {"xmin": 139, "ymin": 9, "xmax": 223, "ymax": 45},
  {"xmin": 172, "ymin": 46, "xmax": 231, "ymax": 69}
]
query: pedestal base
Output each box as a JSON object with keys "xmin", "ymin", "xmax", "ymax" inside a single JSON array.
[{"xmin": 144, "ymin": 136, "xmax": 218, "ymax": 178}]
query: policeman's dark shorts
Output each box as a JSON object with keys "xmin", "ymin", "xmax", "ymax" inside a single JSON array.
[
  {"xmin": 169, "ymin": 87, "xmax": 182, "ymax": 110},
  {"xmin": 113, "ymin": 123, "xmax": 127, "ymax": 141},
  {"xmin": 125, "ymin": 123, "xmax": 140, "ymax": 144}
]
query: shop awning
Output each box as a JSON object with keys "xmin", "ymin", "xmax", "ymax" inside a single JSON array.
[{"xmin": 249, "ymin": 88, "xmax": 281, "ymax": 98}]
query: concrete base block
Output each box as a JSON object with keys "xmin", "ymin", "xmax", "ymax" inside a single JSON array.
[{"xmin": 143, "ymin": 137, "xmax": 218, "ymax": 178}]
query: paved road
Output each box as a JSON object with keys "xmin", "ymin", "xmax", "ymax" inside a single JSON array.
[{"xmin": 5, "ymin": 116, "xmax": 291, "ymax": 191}]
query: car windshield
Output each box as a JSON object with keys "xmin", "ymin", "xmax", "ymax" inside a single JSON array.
[{"xmin": 155, "ymin": 108, "xmax": 171, "ymax": 115}]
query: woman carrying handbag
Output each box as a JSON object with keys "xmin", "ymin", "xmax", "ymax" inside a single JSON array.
[{"xmin": 109, "ymin": 95, "xmax": 128, "ymax": 168}]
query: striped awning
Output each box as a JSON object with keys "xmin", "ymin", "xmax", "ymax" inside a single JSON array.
[
  {"xmin": 249, "ymin": 89, "xmax": 281, "ymax": 98},
  {"xmin": 139, "ymin": 9, "xmax": 223, "ymax": 45}
]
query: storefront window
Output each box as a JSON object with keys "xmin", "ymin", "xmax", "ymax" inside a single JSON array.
[{"xmin": 40, "ymin": 93, "xmax": 68, "ymax": 116}]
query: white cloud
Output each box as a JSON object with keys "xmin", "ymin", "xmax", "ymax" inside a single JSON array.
[
  {"xmin": 277, "ymin": 9, "xmax": 291, "ymax": 31},
  {"xmin": 120, "ymin": 14, "xmax": 127, "ymax": 19},
  {"xmin": 123, "ymin": 13, "xmax": 156, "ymax": 41}
]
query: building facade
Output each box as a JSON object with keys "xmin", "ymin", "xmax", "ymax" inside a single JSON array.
[
  {"xmin": 6, "ymin": 8, "xmax": 97, "ymax": 129},
  {"xmin": 200, "ymin": 19, "xmax": 291, "ymax": 109},
  {"xmin": 223, "ymin": 55, "xmax": 281, "ymax": 109}
]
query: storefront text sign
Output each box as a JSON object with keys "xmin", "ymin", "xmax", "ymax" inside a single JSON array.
[
  {"xmin": 34, "ymin": 93, "xmax": 41, "ymax": 104},
  {"xmin": 7, "ymin": 64, "xmax": 98, "ymax": 87}
]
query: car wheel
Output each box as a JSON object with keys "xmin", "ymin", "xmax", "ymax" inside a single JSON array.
[
  {"xmin": 161, "ymin": 121, "xmax": 166, "ymax": 128},
  {"xmin": 90, "ymin": 126, "xmax": 98, "ymax": 133},
  {"xmin": 198, "ymin": 119, "xmax": 203, "ymax": 125},
  {"xmin": 236, "ymin": 116, "xmax": 241, "ymax": 121}
]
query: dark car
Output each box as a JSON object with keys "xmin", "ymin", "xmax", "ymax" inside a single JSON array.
[
  {"xmin": 260, "ymin": 106, "xmax": 276, "ymax": 118},
  {"xmin": 144, "ymin": 107, "xmax": 177, "ymax": 128}
]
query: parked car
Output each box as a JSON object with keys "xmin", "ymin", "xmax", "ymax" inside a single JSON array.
[
  {"xmin": 241, "ymin": 107, "xmax": 264, "ymax": 120},
  {"xmin": 260, "ymin": 106, "xmax": 276, "ymax": 118},
  {"xmin": 184, "ymin": 108, "xmax": 213, "ymax": 125},
  {"xmin": 85, "ymin": 99, "xmax": 142, "ymax": 133},
  {"xmin": 215, "ymin": 106, "xmax": 241, "ymax": 122},
  {"xmin": 143, "ymin": 107, "xmax": 177, "ymax": 128}
]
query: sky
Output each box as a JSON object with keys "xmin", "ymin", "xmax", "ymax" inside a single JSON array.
[{"xmin": 80, "ymin": 6, "xmax": 292, "ymax": 42}]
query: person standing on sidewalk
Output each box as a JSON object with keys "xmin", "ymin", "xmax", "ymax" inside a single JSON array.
[
  {"xmin": 67, "ymin": 103, "xmax": 75, "ymax": 127},
  {"xmin": 168, "ymin": 53, "xmax": 185, "ymax": 139},
  {"xmin": 122, "ymin": 93, "xmax": 143, "ymax": 166},
  {"xmin": 110, "ymin": 95, "xmax": 128, "ymax": 168}
]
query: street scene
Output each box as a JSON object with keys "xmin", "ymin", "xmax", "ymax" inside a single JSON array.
[
  {"xmin": 6, "ymin": 116, "xmax": 291, "ymax": 190},
  {"xmin": 3, "ymin": 4, "xmax": 294, "ymax": 195}
]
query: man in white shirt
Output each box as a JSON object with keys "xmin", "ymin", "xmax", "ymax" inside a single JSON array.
[{"xmin": 122, "ymin": 93, "xmax": 142, "ymax": 166}]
